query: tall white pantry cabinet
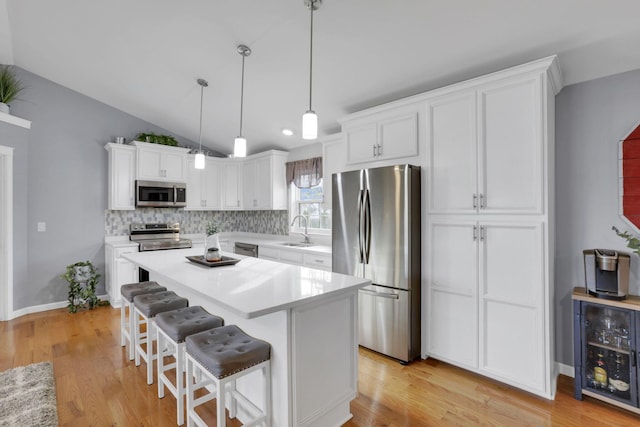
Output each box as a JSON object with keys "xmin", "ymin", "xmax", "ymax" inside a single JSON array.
[{"xmin": 424, "ymin": 56, "xmax": 563, "ymax": 399}]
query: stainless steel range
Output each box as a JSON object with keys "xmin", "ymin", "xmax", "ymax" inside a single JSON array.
[
  {"xmin": 129, "ymin": 222, "xmax": 193, "ymax": 251},
  {"xmin": 130, "ymin": 222, "xmax": 192, "ymax": 281}
]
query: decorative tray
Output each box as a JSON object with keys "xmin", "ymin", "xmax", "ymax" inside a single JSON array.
[{"xmin": 186, "ymin": 255, "xmax": 241, "ymax": 268}]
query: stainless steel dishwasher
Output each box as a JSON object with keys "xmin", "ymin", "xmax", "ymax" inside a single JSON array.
[{"xmin": 234, "ymin": 242, "xmax": 258, "ymax": 257}]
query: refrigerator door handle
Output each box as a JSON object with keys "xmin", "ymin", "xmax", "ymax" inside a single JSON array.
[
  {"xmin": 357, "ymin": 189, "xmax": 365, "ymax": 263},
  {"xmin": 359, "ymin": 289, "xmax": 400, "ymax": 299},
  {"xmin": 363, "ymin": 188, "xmax": 372, "ymax": 263}
]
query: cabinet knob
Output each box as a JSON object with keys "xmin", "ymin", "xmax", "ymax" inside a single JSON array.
[
  {"xmin": 473, "ymin": 194, "xmax": 478, "ymax": 209},
  {"xmin": 479, "ymin": 193, "xmax": 485, "ymax": 209}
]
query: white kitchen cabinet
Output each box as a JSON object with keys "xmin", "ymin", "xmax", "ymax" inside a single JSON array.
[
  {"xmin": 220, "ymin": 160, "xmax": 243, "ymax": 210},
  {"xmin": 321, "ymin": 133, "xmax": 345, "ymax": 210},
  {"xmin": 424, "ymin": 56, "xmax": 562, "ymax": 399},
  {"xmin": 132, "ymin": 141, "xmax": 189, "ymax": 182},
  {"xmin": 186, "ymin": 156, "xmax": 220, "ymax": 210},
  {"xmin": 258, "ymin": 246, "xmax": 332, "ymax": 272},
  {"xmin": 426, "ymin": 219, "xmax": 545, "ymax": 392},
  {"xmin": 427, "ymin": 73, "xmax": 544, "ymax": 215},
  {"xmin": 242, "ymin": 150, "xmax": 288, "ymax": 210},
  {"xmin": 340, "ymin": 106, "xmax": 419, "ymax": 165},
  {"xmin": 105, "ymin": 242, "xmax": 139, "ymax": 307},
  {"xmin": 105, "ymin": 143, "xmax": 136, "ymax": 210},
  {"xmin": 303, "ymin": 253, "xmax": 332, "ymax": 271}
]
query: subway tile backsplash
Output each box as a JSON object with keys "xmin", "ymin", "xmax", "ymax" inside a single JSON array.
[{"xmin": 105, "ymin": 209, "xmax": 289, "ymax": 236}]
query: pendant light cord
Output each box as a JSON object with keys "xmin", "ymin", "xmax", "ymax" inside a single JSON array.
[
  {"xmin": 239, "ymin": 53, "xmax": 246, "ymax": 137},
  {"xmin": 308, "ymin": 2, "xmax": 314, "ymax": 111},
  {"xmin": 198, "ymin": 84, "xmax": 204, "ymax": 151}
]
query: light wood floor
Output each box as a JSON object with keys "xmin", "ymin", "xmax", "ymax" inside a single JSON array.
[{"xmin": 1, "ymin": 306, "xmax": 638, "ymax": 426}]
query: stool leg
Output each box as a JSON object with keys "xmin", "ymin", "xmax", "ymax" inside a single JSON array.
[
  {"xmin": 157, "ymin": 327, "xmax": 165, "ymax": 399},
  {"xmin": 134, "ymin": 309, "xmax": 141, "ymax": 366},
  {"xmin": 146, "ymin": 319, "xmax": 155, "ymax": 385},
  {"xmin": 186, "ymin": 356, "xmax": 195, "ymax": 427},
  {"xmin": 228, "ymin": 379, "xmax": 237, "ymax": 419},
  {"xmin": 217, "ymin": 377, "xmax": 226, "ymax": 427},
  {"xmin": 128, "ymin": 301, "xmax": 136, "ymax": 361},
  {"xmin": 264, "ymin": 361, "xmax": 272, "ymax": 427},
  {"xmin": 177, "ymin": 342, "xmax": 185, "ymax": 426},
  {"xmin": 120, "ymin": 302, "xmax": 126, "ymax": 347}
]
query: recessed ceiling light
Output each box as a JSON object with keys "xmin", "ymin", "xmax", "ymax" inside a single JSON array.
[{"xmin": 282, "ymin": 129, "xmax": 294, "ymax": 136}]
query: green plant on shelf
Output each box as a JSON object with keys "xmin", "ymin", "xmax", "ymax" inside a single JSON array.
[
  {"xmin": 136, "ymin": 132, "xmax": 179, "ymax": 146},
  {"xmin": 0, "ymin": 65, "xmax": 24, "ymax": 105},
  {"xmin": 61, "ymin": 260, "xmax": 107, "ymax": 313}
]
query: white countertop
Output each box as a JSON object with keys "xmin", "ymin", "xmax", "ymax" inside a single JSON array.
[{"xmin": 122, "ymin": 248, "xmax": 368, "ymax": 319}]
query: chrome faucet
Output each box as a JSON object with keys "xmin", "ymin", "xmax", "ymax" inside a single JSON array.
[{"xmin": 290, "ymin": 215, "xmax": 311, "ymax": 243}]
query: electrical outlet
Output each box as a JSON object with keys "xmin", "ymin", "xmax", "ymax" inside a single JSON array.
[{"xmin": 37, "ymin": 222, "xmax": 46, "ymax": 232}]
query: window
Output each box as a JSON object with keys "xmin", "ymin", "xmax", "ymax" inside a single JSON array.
[{"xmin": 289, "ymin": 181, "xmax": 331, "ymax": 233}]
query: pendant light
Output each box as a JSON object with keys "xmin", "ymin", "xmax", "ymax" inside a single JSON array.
[
  {"xmin": 194, "ymin": 78, "xmax": 208, "ymax": 169},
  {"xmin": 234, "ymin": 44, "xmax": 251, "ymax": 158},
  {"xmin": 302, "ymin": 0, "xmax": 321, "ymax": 140}
]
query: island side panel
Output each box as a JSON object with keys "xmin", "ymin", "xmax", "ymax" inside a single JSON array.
[
  {"xmin": 148, "ymin": 271, "xmax": 293, "ymax": 427},
  {"xmin": 291, "ymin": 290, "xmax": 358, "ymax": 426}
]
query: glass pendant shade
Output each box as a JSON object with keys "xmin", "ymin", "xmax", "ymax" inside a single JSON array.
[
  {"xmin": 194, "ymin": 152, "xmax": 205, "ymax": 169},
  {"xmin": 234, "ymin": 137, "xmax": 247, "ymax": 158},
  {"xmin": 302, "ymin": 110, "xmax": 318, "ymax": 140}
]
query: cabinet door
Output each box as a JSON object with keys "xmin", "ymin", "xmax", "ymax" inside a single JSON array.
[
  {"xmin": 243, "ymin": 159, "xmax": 257, "ymax": 209},
  {"xmin": 345, "ymin": 123, "xmax": 377, "ymax": 164},
  {"xmin": 138, "ymin": 147, "xmax": 163, "ymax": 180},
  {"xmin": 479, "ymin": 221, "xmax": 545, "ymax": 392},
  {"xmin": 378, "ymin": 112, "xmax": 418, "ymax": 160},
  {"xmin": 322, "ymin": 135, "xmax": 346, "ymax": 211},
  {"xmin": 426, "ymin": 218, "xmax": 478, "ymax": 369},
  {"xmin": 108, "ymin": 146, "xmax": 135, "ymax": 210},
  {"xmin": 203, "ymin": 158, "xmax": 220, "ymax": 209},
  {"xmin": 221, "ymin": 162, "xmax": 242, "ymax": 210},
  {"xmin": 163, "ymin": 150, "xmax": 187, "ymax": 181},
  {"xmin": 478, "ymin": 75, "xmax": 543, "ymax": 214},
  {"xmin": 427, "ymin": 91, "xmax": 478, "ymax": 214}
]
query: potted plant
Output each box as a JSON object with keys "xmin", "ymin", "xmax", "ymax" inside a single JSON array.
[
  {"xmin": 0, "ymin": 65, "xmax": 24, "ymax": 115},
  {"xmin": 135, "ymin": 132, "xmax": 179, "ymax": 146},
  {"xmin": 204, "ymin": 221, "xmax": 221, "ymax": 261},
  {"xmin": 61, "ymin": 260, "xmax": 103, "ymax": 313}
]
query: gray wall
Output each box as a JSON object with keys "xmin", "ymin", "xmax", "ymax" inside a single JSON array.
[
  {"xmin": 9, "ymin": 67, "xmax": 203, "ymax": 310},
  {"xmin": 556, "ymin": 68, "xmax": 640, "ymax": 366}
]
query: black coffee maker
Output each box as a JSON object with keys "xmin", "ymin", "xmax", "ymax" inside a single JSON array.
[{"xmin": 583, "ymin": 249, "xmax": 630, "ymax": 300}]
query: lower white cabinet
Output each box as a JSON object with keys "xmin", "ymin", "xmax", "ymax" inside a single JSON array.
[
  {"xmin": 258, "ymin": 246, "xmax": 332, "ymax": 272},
  {"xmin": 105, "ymin": 243, "xmax": 139, "ymax": 307},
  {"xmin": 426, "ymin": 217, "xmax": 550, "ymax": 397}
]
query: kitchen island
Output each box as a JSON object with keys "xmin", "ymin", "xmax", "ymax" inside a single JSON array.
[{"xmin": 122, "ymin": 248, "xmax": 370, "ymax": 427}]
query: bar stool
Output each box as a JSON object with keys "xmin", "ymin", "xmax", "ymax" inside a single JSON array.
[
  {"xmin": 133, "ymin": 291, "xmax": 189, "ymax": 385},
  {"xmin": 120, "ymin": 281, "xmax": 167, "ymax": 361},
  {"xmin": 185, "ymin": 324, "xmax": 271, "ymax": 427},
  {"xmin": 156, "ymin": 306, "xmax": 224, "ymax": 426}
]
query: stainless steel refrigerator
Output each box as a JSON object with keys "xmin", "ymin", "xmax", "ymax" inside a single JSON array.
[{"xmin": 332, "ymin": 164, "xmax": 421, "ymax": 363}]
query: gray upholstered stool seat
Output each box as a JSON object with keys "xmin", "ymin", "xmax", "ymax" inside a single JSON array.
[
  {"xmin": 156, "ymin": 306, "xmax": 224, "ymax": 426},
  {"xmin": 120, "ymin": 281, "xmax": 167, "ymax": 361},
  {"xmin": 186, "ymin": 324, "xmax": 272, "ymax": 426},
  {"xmin": 133, "ymin": 290, "xmax": 189, "ymax": 385},
  {"xmin": 133, "ymin": 291, "xmax": 189, "ymax": 318}
]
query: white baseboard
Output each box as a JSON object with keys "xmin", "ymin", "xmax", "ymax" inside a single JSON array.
[
  {"xmin": 8, "ymin": 294, "xmax": 112, "ymax": 320},
  {"xmin": 557, "ymin": 362, "xmax": 574, "ymax": 378}
]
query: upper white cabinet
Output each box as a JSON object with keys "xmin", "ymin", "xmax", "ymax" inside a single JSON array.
[
  {"xmin": 105, "ymin": 143, "xmax": 136, "ymax": 210},
  {"xmin": 242, "ymin": 150, "xmax": 288, "ymax": 210},
  {"xmin": 424, "ymin": 56, "xmax": 563, "ymax": 399},
  {"xmin": 427, "ymin": 74, "xmax": 544, "ymax": 215},
  {"xmin": 132, "ymin": 141, "xmax": 189, "ymax": 182},
  {"xmin": 186, "ymin": 156, "xmax": 220, "ymax": 210},
  {"xmin": 220, "ymin": 160, "xmax": 243, "ymax": 210},
  {"xmin": 340, "ymin": 105, "xmax": 419, "ymax": 165}
]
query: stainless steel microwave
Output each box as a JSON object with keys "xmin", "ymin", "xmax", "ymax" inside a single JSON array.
[{"xmin": 136, "ymin": 180, "xmax": 187, "ymax": 208}]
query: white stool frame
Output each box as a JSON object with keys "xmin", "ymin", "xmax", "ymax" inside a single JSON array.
[
  {"xmin": 186, "ymin": 354, "xmax": 271, "ymax": 427},
  {"xmin": 157, "ymin": 325, "xmax": 188, "ymax": 425},
  {"xmin": 134, "ymin": 307, "xmax": 157, "ymax": 385},
  {"xmin": 120, "ymin": 298, "xmax": 137, "ymax": 360}
]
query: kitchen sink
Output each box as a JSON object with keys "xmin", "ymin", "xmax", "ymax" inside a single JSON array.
[{"xmin": 278, "ymin": 242, "xmax": 314, "ymax": 247}]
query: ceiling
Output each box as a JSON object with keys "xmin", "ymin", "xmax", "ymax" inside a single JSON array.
[{"xmin": 3, "ymin": 0, "xmax": 640, "ymax": 156}]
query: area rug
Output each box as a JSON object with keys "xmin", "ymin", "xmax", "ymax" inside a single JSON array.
[{"xmin": 0, "ymin": 362, "xmax": 59, "ymax": 426}]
